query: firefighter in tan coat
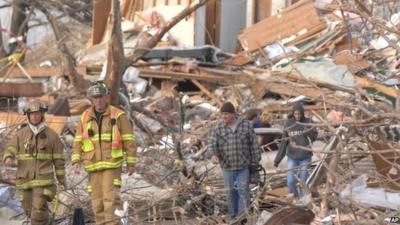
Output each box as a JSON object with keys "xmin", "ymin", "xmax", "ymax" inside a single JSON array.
[
  {"xmin": 72, "ymin": 81, "xmax": 137, "ymax": 225},
  {"xmin": 3, "ymin": 100, "xmax": 65, "ymax": 225}
]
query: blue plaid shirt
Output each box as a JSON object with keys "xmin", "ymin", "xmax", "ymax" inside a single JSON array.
[{"xmin": 208, "ymin": 117, "xmax": 261, "ymax": 170}]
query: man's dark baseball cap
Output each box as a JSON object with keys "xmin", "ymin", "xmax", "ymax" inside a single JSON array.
[{"xmin": 220, "ymin": 102, "xmax": 235, "ymax": 114}]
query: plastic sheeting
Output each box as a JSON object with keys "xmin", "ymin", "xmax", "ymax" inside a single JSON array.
[
  {"xmin": 123, "ymin": 67, "xmax": 148, "ymax": 97},
  {"xmin": 339, "ymin": 174, "xmax": 400, "ymax": 210},
  {"xmin": 279, "ymin": 58, "xmax": 355, "ymax": 88},
  {"xmin": 264, "ymin": 42, "xmax": 299, "ymax": 59}
]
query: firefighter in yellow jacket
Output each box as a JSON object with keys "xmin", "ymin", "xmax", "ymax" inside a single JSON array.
[
  {"xmin": 3, "ymin": 100, "xmax": 65, "ymax": 225},
  {"xmin": 72, "ymin": 81, "xmax": 137, "ymax": 225}
]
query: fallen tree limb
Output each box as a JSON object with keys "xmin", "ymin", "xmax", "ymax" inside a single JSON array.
[{"xmin": 35, "ymin": 0, "xmax": 90, "ymax": 94}]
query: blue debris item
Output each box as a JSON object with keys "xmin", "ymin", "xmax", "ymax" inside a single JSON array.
[
  {"xmin": 72, "ymin": 208, "xmax": 85, "ymax": 225},
  {"xmin": 0, "ymin": 186, "xmax": 23, "ymax": 214}
]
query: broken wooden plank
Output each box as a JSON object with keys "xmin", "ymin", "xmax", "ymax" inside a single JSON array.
[
  {"xmin": 263, "ymin": 104, "xmax": 334, "ymax": 113},
  {"xmin": 257, "ymin": 0, "xmax": 272, "ymax": 20},
  {"xmin": 249, "ymin": 79, "xmax": 326, "ymax": 99},
  {"xmin": 226, "ymin": 51, "xmax": 253, "ymax": 66},
  {"xmin": 265, "ymin": 206, "xmax": 315, "ymax": 225},
  {"xmin": 92, "ymin": 0, "xmax": 111, "ymax": 45},
  {"xmin": 139, "ymin": 68, "xmax": 228, "ymax": 83},
  {"xmin": 0, "ymin": 82, "xmax": 44, "ymax": 97},
  {"xmin": 289, "ymin": 21, "xmax": 327, "ymax": 46},
  {"xmin": 356, "ymin": 76, "xmax": 400, "ymax": 98},
  {"xmin": 266, "ymin": 187, "xmax": 288, "ymax": 198},
  {"xmin": 121, "ymin": 0, "xmax": 142, "ymax": 20},
  {"xmin": 9, "ymin": 65, "xmax": 87, "ymax": 78},
  {"xmin": 367, "ymin": 140, "xmax": 400, "ymax": 191},
  {"xmin": 334, "ymin": 52, "xmax": 370, "ymax": 73},
  {"xmin": 197, "ymin": 67, "xmax": 246, "ymax": 84},
  {"xmin": 191, "ymin": 79, "xmax": 223, "ymax": 107},
  {"xmin": 238, "ymin": 0, "xmax": 326, "ymax": 52},
  {"xmin": 334, "ymin": 37, "xmax": 362, "ymax": 53}
]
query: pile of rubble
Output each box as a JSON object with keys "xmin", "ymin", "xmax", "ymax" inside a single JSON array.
[{"xmin": 1, "ymin": 0, "xmax": 400, "ymax": 224}]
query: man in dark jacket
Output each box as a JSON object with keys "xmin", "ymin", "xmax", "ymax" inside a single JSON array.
[
  {"xmin": 209, "ymin": 102, "xmax": 261, "ymax": 220},
  {"xmin": 274, "ymin": 102, "xmax": 318, "ymax": 198}
]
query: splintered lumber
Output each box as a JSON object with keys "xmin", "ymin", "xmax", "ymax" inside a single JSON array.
[
  {"xmin": 191, "ymin": 79, "xmax": 223, "ymax": 107},
  {"xmin": 265, "ymin": 207, "xmax": 315, "ymax": 225},
  {"xmin": 257, "ymin": 0, "xmax": 272, "ymax": 19},
  {"xmin": 92, "ymin": 0, "xmax": 111, "ymax": 45},
  {"xmin": 356, "ymin": 76, "xmax": 400, "ymax": 98},
  {"xmin": 0, "ymin": 112, "xmax": 66, "ymax": 134},
  {"xmin": 263, "ymin": 104, "xmax": 333, "ymax": 112},
  {"xmin": 368, "ymin": 140, "xmax": 400, "ymax": 191},
  {"xmin": 249, "ymin": 79, "xmax": 325, "ymax": 99},
  {"xmin": 0, "ymin": 82, "xmax": 44, "ymax": 97},
  {"xmin": 335, "ymin": 37, "xmax": 362, "ymax": 52},
  {"xmin": 334, "ymin": 52, "xmax": 370, "ymax": 74},
  {"xmin": 238, "ymin": 0, "xmax": 326, "ymax": 52},
  {"xmin": 9, "ymin": 66, "xmax": 87, "ymax": 78},
  {"xmin": 139, "ymin": 68, "xmax": 231, "ymax": 83}
]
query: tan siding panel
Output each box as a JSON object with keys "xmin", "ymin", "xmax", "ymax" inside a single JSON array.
[{"xmin": 238, "ymin": 0, "xmax": 326, "ymax": 52}]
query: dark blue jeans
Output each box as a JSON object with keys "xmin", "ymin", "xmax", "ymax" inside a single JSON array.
[
  {"xmin": 287, "ymin": 157, "xmax": 311, "ymax": 198},
  {"xmin": 222, "ymin": 168, "xmax": 250, "ymax": 218}
]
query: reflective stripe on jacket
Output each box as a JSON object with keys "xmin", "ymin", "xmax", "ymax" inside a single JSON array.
[
  {"xmin": 2, "ymin": 125, "xmax": 65, "ymax": 190},
  {"xmin": 72, "ymin": 105, "xmax": 137, "ymax": 172}
]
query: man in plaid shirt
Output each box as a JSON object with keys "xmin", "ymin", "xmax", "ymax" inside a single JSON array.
[{"xmin": 208, "ymin": 102, "xmax": 261, "ymax": 220}]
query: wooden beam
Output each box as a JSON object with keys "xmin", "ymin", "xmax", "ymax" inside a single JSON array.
[
  {"xmin": 255, "ymin": 81, "xmax": 325, "ymax": 99},
  {"xmin": 191, "ymin": 79, "xmax": 223, "ymax": 107},
  {"xmin": 205, "ymin": 0, "xmax": 217, "ymax": 45},
  {"xmin": 0, "ymin": 82, "xmax": 44, "ymax": 97},
  {"xmin": 356, "ymin": 76, "xmax": 400, "ymax": 98},
  {"xmin": 139, "ymin": 68, "xmax": 227, "ymax": 83},
  {"xmin": 92, "ymin": 0, "xmax": 111, "ymax": 45},
  {"xmin": 368, "ymin": 140, "xmax": 400, "ymax": 190},
  {"xmin": 263, "ymin": 104, "xmax": 333, "ymax": 112},
  {"xmin": 238, "ymin": 0, "xmax": 325, "ymax": 52},
  {"xmin": 9, "ymin": 66, "xmax": 87, "ymax": 78},
  {"xmin": 258, "ymin": 0, "xmax": 272, "ymax": 20}
]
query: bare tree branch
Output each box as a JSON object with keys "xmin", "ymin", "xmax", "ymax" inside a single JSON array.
[
  {"xmin": 34, "ymin": 0, "xmax": 90, "ymax": 94},
  {"xmin": 126, "ymin": 0, "xmax": 210, "ymax": 65}
]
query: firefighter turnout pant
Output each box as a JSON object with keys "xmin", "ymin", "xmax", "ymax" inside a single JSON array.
[
  {"xmin": 20, "ymin": 186, "xmax": 56, "ymax": 225},
  {"xmin": 88, "ymin": 168, "xmax": 122, "ymax": 225}
]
